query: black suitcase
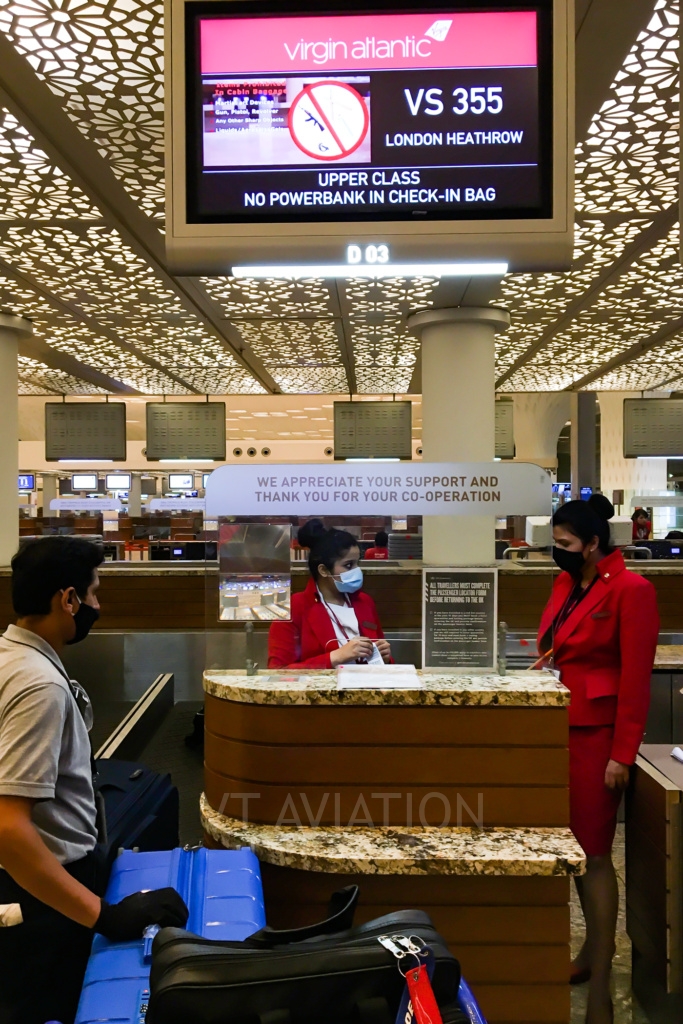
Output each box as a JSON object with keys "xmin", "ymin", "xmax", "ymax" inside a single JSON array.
[
  {"xmin": 94, "ymin": 758, "xmax": 179, "ymax": 867},
  {"xmin": 148, "ymin": 886, "xmax": 465, "ymax": 1024}
]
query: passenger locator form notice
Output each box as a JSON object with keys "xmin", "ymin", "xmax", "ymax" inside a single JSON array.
[{"xmin": 187, "ymin": 4, "xmax": 551, "ymax": 223}]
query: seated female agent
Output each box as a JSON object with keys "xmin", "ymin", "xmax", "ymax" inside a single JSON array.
[{"xmin": 268, "ymin": 519, "xmax": 392, "ymax": 670}]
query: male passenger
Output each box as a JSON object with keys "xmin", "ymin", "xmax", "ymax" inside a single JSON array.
[{"xmin": 0, "ymin": 538, "xmax": 187, "ymax": 1024}]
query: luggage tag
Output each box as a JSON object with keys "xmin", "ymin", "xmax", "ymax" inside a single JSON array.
[{"xmin": 378, "ymin": 935, "xmax": 443, "ymax": 1024}]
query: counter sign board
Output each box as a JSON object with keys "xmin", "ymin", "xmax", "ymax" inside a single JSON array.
[
  {"xmin": 423, "ymin": 567, "xmax": 497, "ymax": 670},
  {"xmin": 166, "ymin": 0, "xmax": 573, "ymax": 273}
]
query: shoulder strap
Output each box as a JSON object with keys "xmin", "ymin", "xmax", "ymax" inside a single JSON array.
[{"xmin": 246, "ymin": 885, "xmax": 359, "ymax": 947}]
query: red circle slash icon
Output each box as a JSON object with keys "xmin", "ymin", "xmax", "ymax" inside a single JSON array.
[{"xmin": 288, "ymin": 80, "xmax": 369, "ymax": 162}]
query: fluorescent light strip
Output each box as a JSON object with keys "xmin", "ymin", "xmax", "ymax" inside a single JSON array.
[{"xmin": 232, "ymin": 262, "xmax": 508, "ymax": 280}]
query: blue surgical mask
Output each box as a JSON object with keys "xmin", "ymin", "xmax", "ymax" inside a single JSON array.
[{"xmin": 334, "ymin": 567, "xmax": 363, "ymax": 594}]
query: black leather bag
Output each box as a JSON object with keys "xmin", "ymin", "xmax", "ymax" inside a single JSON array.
[{"xmin": 147, "ymin": 886, "xmax": 465, "ymax": 1024}]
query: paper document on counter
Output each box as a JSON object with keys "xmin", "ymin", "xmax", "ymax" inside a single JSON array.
[{"xmin": 337, "ymin": 664, "xmax": 422, "ymax": 690}]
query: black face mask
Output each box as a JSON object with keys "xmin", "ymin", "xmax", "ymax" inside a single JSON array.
[
  {"xmin": 67, "ymin": 601, "xmax": 100, "ymax": 645},
  {"xmin": 552, "ymin": 546, "xmax": 586, "ymax": 577}
]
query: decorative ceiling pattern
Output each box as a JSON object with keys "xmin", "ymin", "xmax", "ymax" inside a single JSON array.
[
  {"xmin": 497, "ymin": 0, "xmax": 681, "ymax": 392},
  {"xmin": 18, "ymin": 353, "xmax": 107, "ymax": 394},
  {"xmin": 0, "ymin": 0, "xmax": 680, "ymax": 396},
  {"xmin": 0, "ymin": 0, "xmax": 166, "ymax": 221}
]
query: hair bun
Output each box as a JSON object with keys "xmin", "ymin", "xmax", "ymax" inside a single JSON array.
[
  {"xmin": 297, "ymin": 518, "xmax": 326, "ymax": 549},
  {"xmin": 588, "ymin": 493, "xmax": 614, "ymax": 521}
]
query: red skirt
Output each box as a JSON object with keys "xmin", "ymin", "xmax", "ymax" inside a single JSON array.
[{"xmin": 569, "ymin": 725, "xmax": 622, "ymax": 857}]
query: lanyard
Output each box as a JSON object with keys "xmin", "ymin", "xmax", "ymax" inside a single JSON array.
[
  {"xmin": 318, "ymin": 591, "xmax": 355, "ymax": 642},
  {"xmin": 554, "ymin": 574, "xmax": 598, "ymax": 634}
]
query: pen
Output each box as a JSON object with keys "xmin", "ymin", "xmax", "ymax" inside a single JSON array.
[{"xmin": 531, "ymin": 648, "xmax": 553, "ymax": 670}]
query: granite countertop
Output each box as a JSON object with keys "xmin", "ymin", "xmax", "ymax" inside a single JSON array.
[
  {"xmin": 654, "ymin": 645, "xmax": 683, "ymax": 669},
  {"xmin": 203, "ymin": 668, "xmax": 569, "ymax": 707},
  {"xmin": 200, "ymin": 795, "xmax": 585, "ymax": 877}
]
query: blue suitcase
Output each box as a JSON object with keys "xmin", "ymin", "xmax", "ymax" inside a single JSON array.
[{"xmin": 75, "ymin": 847, "xmax": 265, "ymax": 1024}]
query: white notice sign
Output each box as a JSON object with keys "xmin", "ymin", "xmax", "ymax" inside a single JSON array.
[
  {"xmin": 50, "ymin": 498, "xmax": 123, "ymax": 512},
  {"xmin": 148, "ymin": 498, "xmax": 206, "ymax": 512},
  {"xmin": 206, "ymin": 462, "xmax": 549, "ymax": 517}
]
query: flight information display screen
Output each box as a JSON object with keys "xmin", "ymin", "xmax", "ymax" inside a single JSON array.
[{"xmin": 185, "ymin": 1, "xmax": 552, "ymax": 224}]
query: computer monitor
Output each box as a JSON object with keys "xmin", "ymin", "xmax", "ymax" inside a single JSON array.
[
  {"xmin": 18, "ymin": 474, "xmax": 35, "ymax": 491},
  {"xmin": 202, "ymin": 472, "xmax": 212, "ymax": 488},
  {"xmin": 168, "ymin": 473, "xmax": 194, "ymax": 491},
  {"xmin": 106, "ymin": 473, "xmax": 132, "ymax": 491},
  {"xmin": 71, "ymin": 473, "xmax": 98, "ymax": 491},
  {"xmin": 580, "ymin": 487, "xmax": 593, "ymax": 500}
]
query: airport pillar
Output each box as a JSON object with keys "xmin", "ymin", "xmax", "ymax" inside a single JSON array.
[
  {"xmin": 41, "ymin": 475, "xmax": 58, "ymax": 515},
  {"xmin": 570, "ymin": 392, "xmax": 598, "ymax": 499},
  {"xmin": 512, "ymin": 393, "xmax": 571, "ymax": 471},
  {"xmin": 408, "ymin": 307, "xmax": 511, "ymax": 565},
  {"xmin": 0, "ymin": 316, "xmax": 33, "ymax": 565},
  {"xmin": 128, "ymin": 473, "xmax": 142, "ymax": 517}
]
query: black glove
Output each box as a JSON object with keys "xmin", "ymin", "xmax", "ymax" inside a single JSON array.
[{"xmin": 95, "ymin": 887, "xmax": 189, "ymax": 942}]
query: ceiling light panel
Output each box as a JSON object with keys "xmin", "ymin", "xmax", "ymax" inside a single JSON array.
[{"xmin": 0, "ymin": 0, "xmax": 166, "ymax": 221}]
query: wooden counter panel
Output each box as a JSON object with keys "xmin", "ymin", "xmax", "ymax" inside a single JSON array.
[
  {"xmin": 205, "ymin": 696, "xmax": 569, "ymax": 747},
  {"xmin": 205, "ymin": 731, "xmax": 568, "ymax": 786},
  {"xmin": 647, "ymin": 576, "xmax": 683, "ymax": 630},
  {"xmin": 203, "ymin": 767, "xmax": 569, "ymax": 826},
  {"xmin": 1, "ymin": 564, "xmax": 682, "ymax": 632},
  {"xmin": 94, "ymin": 574, "xmax": 211, "ymax": 631},
  {"xmin": 256, "ymin": 862, "xmax": 571, "ymax": 1024},
  {"xmin": 498, "ymin": 574, "xmax": 554, "ymax": 630}
]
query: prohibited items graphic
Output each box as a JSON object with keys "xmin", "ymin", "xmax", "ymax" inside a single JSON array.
[{"xmin": 289, "ymin": 80, "xmax": 369, "ymax": 161}]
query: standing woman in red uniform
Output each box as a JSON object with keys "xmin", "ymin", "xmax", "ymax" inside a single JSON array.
[
  {"xmin": 537, "ymin": 495, "xmax": 658, "ymax": 1024},
  {"xmin": 268, "ymin": 519, "xmax": 392, "ymax": 669}
]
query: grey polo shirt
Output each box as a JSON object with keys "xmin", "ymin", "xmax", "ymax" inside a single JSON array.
[{"xmin": 0, "ymin": 625, "xmax": 97, "ymax": 865}]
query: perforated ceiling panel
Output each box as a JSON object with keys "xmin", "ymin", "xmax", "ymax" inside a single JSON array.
[
  {"xmin": 495, "ymin": 402, "xmax": 515, "ymax": 458},
  {"xmin": 623, "ymin": 398, "xmax": 683, "ymax": 457},
  {"xmin": 44, "ymin": 402, "xmax": 126, "ymax": 460},
  {"xmin": 146, "ymin": 402, "xmax": 227, "ymax": 460},
  {"xmin": 333, "ymin": 401, "xmax": 412, "ymax": 460}
]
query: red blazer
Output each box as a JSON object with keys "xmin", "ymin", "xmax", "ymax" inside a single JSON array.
[
  {"xmin": 268, "ymin": 578, "xmax": 387, "ymax": 670},
  {"xmin": 364, "ymin": 547, "xmax": 389, "ymax": 560},
  {"xmin": 537, "ymin": 549, "xmax": 659, "ymax": 765}
]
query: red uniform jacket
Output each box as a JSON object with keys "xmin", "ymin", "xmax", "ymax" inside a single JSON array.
[
  {"xmin": 268, "ymin": 578, "xmax": 387, "ymax": 670},
  {"xmin": 537, "ymin": 549, "xmax": 659, "ymax": 765},
  {"xmin": 363, "ymin": 546, "xmax": 389, "ymax": 560}
]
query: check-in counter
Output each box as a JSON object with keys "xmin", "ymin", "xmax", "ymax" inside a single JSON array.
[
  {"xmin": 2, "ymin": 560, "xmax": 683, "ymax": 633},
  {"xmin": 626, "ymin": 745, "xmax": 683, "ymax": 1024},
  {"xmin": 201, "ymin": 668, "xmax": 583, "ymax": 1024}
]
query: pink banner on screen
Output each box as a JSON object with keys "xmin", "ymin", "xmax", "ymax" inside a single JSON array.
[{"xmin": 200, "ymin": 11, "xmax": 538, "ymax": 75}]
